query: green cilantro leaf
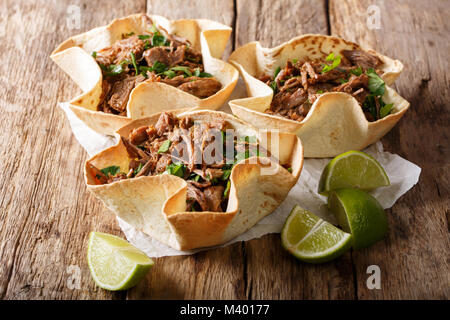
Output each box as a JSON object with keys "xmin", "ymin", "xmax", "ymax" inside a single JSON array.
[
  {"xmin": 163, "ymin": 70, "xmax": 177, "ymax": 78},
  {"xmin": 152, "ymin": 34, "xmax": 168, "ymax": 47},
  {"xmin": 151, "ymin": 61, "xmax": 169, "ymax": 74},
  {"xmin": 322, "ymin": 52, "xmax": 341, "ymax": 73},
  {"xmin": 134, "ymin": 163, "xmax": 144, "ymax": 176},
  {"xmin": 350, "ymin": 66, "xmax": 363, "ymax": 76},
  {"xmin": 366, "ymin": 68, "xmax": 385, "ymax": 96},
  {"xmin": 100, "ymin": 165, "xmax": 121, "ymax": 176},
  {"xmin": 130, "ymin": 52, "xmax": 139, "ymax": 75},
  {"xmin": 223, "ymin": 180, "xmax": 231, "ymax": 198},
  {"xmin": 274, "ymin": 66, "xmax": 281, "ymax": 78},
  {"xmin": 158, "ymin": 140, "xmax": 172, "ymax": 153},
  {"xmin": 170, "ymin": 66, "xmax": 193, "ymax": 77},
  {"xmin": 165, "ymin": 163, "xmax": 185, "ymax": 178},
  {"xmin": 270, "ymin": 81, "xmax": 277, "ymax": 92},
  {"xmin": 221, "ymin": 169, "xmax": 231, "ymax": 181},
  {"xmin": 380, "ymin": 103, "xmax": 394, "ymax": 118}
]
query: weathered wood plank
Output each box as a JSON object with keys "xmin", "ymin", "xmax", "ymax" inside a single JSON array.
[
  {"xmin": 0, "ymin": 0, "xmax": 146, "ymax": 300},
  {"xmin": 235, "ymin": 0, "xmax": 329, "ymax": 47},
  {"xmin": 235, "ymin": 0, "xmax": 356, "ymax": 299},
  {"xmin": 329, "ymin": 0, "xmax": 450, "ymax": 299}
]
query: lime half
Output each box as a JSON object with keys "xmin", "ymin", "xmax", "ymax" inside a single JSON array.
[
  {"xmin": 87, "ymin": 232, "xmax": 154, "ymax": 291},
  {"xmin": 281, "ymin": 205, "xmax": 352, "ymax": 263},
  {"xmin": 318, "ymin": 150, "xmax": 390, "ymax": 195},
  {"xmin": 328, "ymin": 188, "xmax": 388, "ymax": 249}
]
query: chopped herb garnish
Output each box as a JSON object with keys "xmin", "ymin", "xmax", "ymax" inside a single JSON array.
[
  {"xmin": 151, "ymin": 61, "xmax": 169, "ymax": 74},
  {"xmin": 152, "ymin": 34, "xmax": 168, "ymax": 47},
  {"xmin": 123, "ymin": 31, "xmax": 135, "ymax": 38},
  {"xmin": 221, "ymin": 169, "xmax": 231, "ymax": 181},
  {"xmin": 270, "ymin": 81, "xmax": 277, "ymax": 92},
  {"xmin": 165, "ymin": 163, "xmax": 185, "ymax": 178},
  {"xmin": 170, "ymin": 66, "xmax": 193, "ymax": 77},
  {"xmin": 366, "ymin": 68, "xmax": 385, "ymax": 96},
  {"xmin": 199, "ymin": 72, "xmax": 213, "ymax": 78},
  {"xmin": 158, "ymin": 140, "xmax": 172, "ymax": 153},
  {"xmin": 380, "ymin": 103, "xmax": 394, "ymax": 118},
  {"xmin": 100, "ymin": 165, "xmax": 121, "ymax": 176},
  {"xmin": 223, "ymin": 180, "xmax": 231, "ymax": 198},
  {"xmin": 194, "ymin": 68, "xmax": 213, "ymax": 78},
  {"xmin": 101, "ymin": 63, "xmax": 125, "ymax": 76},
  {"xmin": 322, "ymin": 52, "xmax": 341, "ymax": 73},
  {"xmin": 350, "ymin": 66, "xmax": 363, "ymax": 76},
  {"xmin": 130, "ymin": 52, "xmax": 139, "ymax": 75},
  {"xmin": 134, "ymin": 163, "xmax": 144, "ymax": 176},
  {"xmin": 274, "ymin": 66, "xmax": 281, "ymax": 78},
  {"xmin": 91, "ymin": 51, "xmax": 97, "ymax": 58},
  {"xmin": 338, "ymin": 78, "xmax": 349, "ymax": 84},
  {"xmin": 316, "ymin": 90, "xmax": 324, "ymax": 94},
  {"xmin": 292, "ymin": 58, "xmax": 298, "ymax": 63},
  {"xmin": 163, "ymin": 69, "xmax": 177, "ymax": 78},
  {"xmin": 287, "ymin": 167, "xmax": 293, "ymax": 173},
  {"xmin": 138, "ymin": 34, "xmax": 151, "ymax": 40}
]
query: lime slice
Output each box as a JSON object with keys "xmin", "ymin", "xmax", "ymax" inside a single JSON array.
[
  {"xmin": 281, "ymin": 205, "xmax": 352, "ymax": 263},
  {"xmin": 318, "ymin": 150, "xmax": 390, "ymax": 195},
  {"xmin": 87, "ymin": 232, "xmax": 154, "ymax": 291},
  {"xmin": 328, "ymin": 188, "xmax": 388, "ymax": 249}
]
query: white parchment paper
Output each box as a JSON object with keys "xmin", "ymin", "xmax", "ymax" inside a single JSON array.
[{"xmin": 59, "ymin": 80, "xmax": 420, "ymax": 257}]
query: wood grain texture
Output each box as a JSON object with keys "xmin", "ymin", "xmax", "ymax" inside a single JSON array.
[
  {"xmin": 329, "ymin": 0, "xmax": 450, "ymax": 299},
  {"xmin": 0, "ymin": 0, "xmax": 146, "ymax": 300},
  {"xmin": 0, "ymin": 0, "xmax": 448, "ymax": 300},
  {"xmin": 235, "ymin": 0, "xmax": 328, "ymax": 47}
]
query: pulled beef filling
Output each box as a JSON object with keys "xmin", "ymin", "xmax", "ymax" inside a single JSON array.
[
  {"xmin": 93, "ymin": 22, "xmax": 222, "ymax": 115},
  {"xmin": 259, "ymin": 49, "xmax": 395, "ymax": 122},
  {"xmin": 89, "ymin": 112, "xmax": 268, "ymax": 212}
]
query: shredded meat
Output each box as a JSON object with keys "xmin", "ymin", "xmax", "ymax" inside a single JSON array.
[
  {"xmin": 89, "ymin": 112, "xmax": 270, "ymax": 212},
  {"xmin": 260, "ymin": 48, "xmax": 387, "ymax": 122},
  {"xmin": 143, "ymin": 45, "xmax": 186, "ymax": 67},
  {"xmin": 93, "ymin": 17, "xmax": 222, "ymax": 114},
  {"xmin": 341, "ymin": 49, "xmax": 382, "ymax": 70},
  {"xmin": 107, "ymin": 75, "xmax": 145, "ymax": 113},
  {"xmin": 96, "ymin": 36, "xmax": 145, "ymax": 66},
  {"xmin": 187, "ymin": 182, "xmax": 209, "ymax": 211},
  {"xmin": 204, "ymin": 186, "xmax": 225, "ymax": 212},
  {"xmin": 155, "ymin": 111, "xmax": 176, "ymax": 136}
]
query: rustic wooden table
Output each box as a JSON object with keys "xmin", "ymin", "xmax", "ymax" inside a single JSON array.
[{"xmin": 0, "ymin": 0, "xmax": 448, "ymax": 300}]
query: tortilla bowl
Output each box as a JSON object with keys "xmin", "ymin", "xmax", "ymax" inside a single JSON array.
[
  {"xmin": 51, "ymin": 14, "xmax": 239, "ymax": 135},
  {"xmin": 85, "ymin": 110, "xmax": 303, "ymax": 250},
  {"xmin": 228, "ymin": 34, "xmax": 410, "ymax": 158}
]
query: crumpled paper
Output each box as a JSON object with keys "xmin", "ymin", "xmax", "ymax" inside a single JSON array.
[{"xmin": 59, "ymin": 81, "xmax": 420, "ymax": 258}]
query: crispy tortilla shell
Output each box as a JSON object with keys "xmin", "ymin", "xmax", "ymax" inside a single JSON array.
[
  {"xmin": 228, "ymin": 34, "xmax": 409, "ymax": 157},
  {"xmin": 85, "ymin": 110, "xmax": 303, "ymax": 250},
  {"xmin": 51, "ymin": 14, "xmax": 238, "ymax": 135}
]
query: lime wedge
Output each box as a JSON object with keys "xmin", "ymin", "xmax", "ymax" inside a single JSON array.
[
  {"xmin": 328, "ymin": 188, "xmax": 388, "ymax": 249},
  {"xmin": 318, "ymin": 150, "xmax": 390, "ymax": 195},
  {"xmin": 281, "ymin": 205, "xmax": 352, "ymax": 263},
  {"xmin": 87, "ymin": 232, "xmax": 154, "ymax": 291}
]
